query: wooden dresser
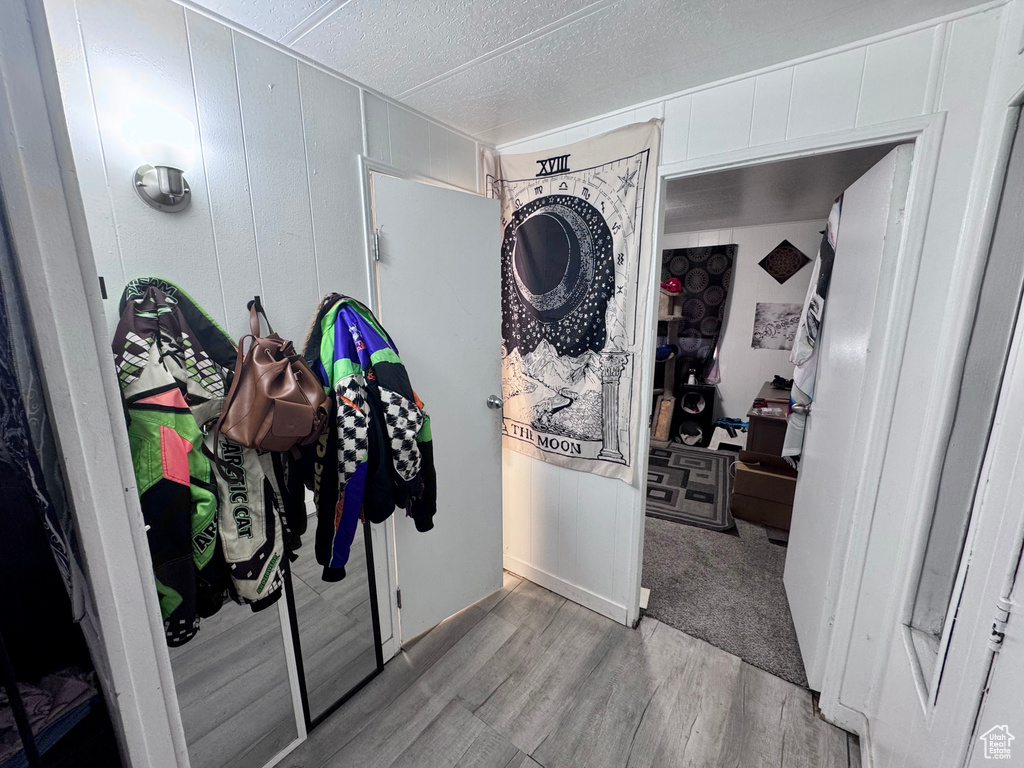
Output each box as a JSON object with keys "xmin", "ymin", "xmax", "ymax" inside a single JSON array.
[{"xmin": 745, "ymin": 381, "xmax": 791, "ymax": 456}]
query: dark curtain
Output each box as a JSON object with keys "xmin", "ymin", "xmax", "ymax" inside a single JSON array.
[{"xmin": 661, "ymin": 244, "xmax": 736, "ymax": 382}]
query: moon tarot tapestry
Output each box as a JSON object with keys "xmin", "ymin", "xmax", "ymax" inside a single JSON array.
[{"xmin": 484, "ymin": 121, "xmax": 661, "ymax": 483}]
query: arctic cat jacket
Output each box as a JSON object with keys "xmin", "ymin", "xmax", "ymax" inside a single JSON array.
[
  {"xmin": 298, "ymin": 294, "xmax": 436, "ymax": 581},
  {"xmin": 112, "ymin": 278, "xmax": 292, "ymax": 645}
]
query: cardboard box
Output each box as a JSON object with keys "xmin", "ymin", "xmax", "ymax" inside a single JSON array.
[
  {"xmin": 730, "ymin": 493, "xmax": 793, "ymax": 530},
  {"xmin": 730, "ymin": 452, "xmax": 798, "ymax": 530},
  {"xmin": 733, "ymin": 463, "xmax": 797, "ymax": 506},
  {"xmin": 737, "ymin": 451, "xmax": 798, "ymax": 476}
]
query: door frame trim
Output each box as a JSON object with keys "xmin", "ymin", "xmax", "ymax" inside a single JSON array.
[
  {"xmin": 911, "ymin": 103, "xmax": 1024, "ymax": 710},
  {"xmin": 643, "ymin": 113, "xmax": 948, "ymax": 735}
]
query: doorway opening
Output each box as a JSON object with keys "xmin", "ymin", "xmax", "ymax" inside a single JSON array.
[{"xmin": 641, "ymin": 142, "xmax": 907, "ymax": 690}]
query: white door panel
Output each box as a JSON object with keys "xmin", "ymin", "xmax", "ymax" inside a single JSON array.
[
  {"xmin": 784, "ymin": 144, "xmax": 914, "ymax": 690},
  {"xmin": 371, "ymin": 173, "xmax": 503, "ymax": 642}
]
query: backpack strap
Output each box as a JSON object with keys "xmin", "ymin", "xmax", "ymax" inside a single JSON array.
[{"xmin": 247, "ymin": 296, "xmax": 275, "ymax": 337}]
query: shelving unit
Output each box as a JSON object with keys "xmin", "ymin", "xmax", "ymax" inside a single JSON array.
[
  {"xmin": 652, "ymin": 308, "xmax": 681, "ymax": 447},
  {"xmin": 656, "ymin": 315, "xmax": 681, "ymax": 396}
]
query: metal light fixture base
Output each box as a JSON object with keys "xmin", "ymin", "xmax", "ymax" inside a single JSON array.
[{"xmin": 134, "ymin": 164, "xmax": 191, "ymax": 212}]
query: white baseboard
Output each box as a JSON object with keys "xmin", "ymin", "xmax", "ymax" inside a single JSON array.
[{"xmin": 503, "ymin": 554, "xmax": 629, "ymax": 625}]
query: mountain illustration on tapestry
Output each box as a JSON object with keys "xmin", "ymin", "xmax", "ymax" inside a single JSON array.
[{"xmin": 503, "ymin": 340, "xmax": 603, "ymax": 442}]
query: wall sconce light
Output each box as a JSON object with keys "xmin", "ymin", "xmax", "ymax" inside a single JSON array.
[
  {"xmin": 129, "ymin": 107, "xmax": 197, "ymax": 213},
  {"xmin": 135, "ymin": 164, "xmax": 190, "ymax": 212}
]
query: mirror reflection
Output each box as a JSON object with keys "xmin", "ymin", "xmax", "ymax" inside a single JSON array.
[
  {"xmin": 169, "ymin": 603, "xmax": 296, "ymax": 768},
  {"xmin": 290, "ymin": 519, "xmax": 380, "ymax": 722}
]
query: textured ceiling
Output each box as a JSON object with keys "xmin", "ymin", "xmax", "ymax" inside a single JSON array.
[
  {"xmin": 193, "ymin": 0, "xmax": 984, "ymax": 145},
  {"xmin": 664, "ymin": 144, "xmax": 900, "ymax": 232}
]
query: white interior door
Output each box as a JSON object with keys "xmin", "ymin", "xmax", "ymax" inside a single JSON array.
[
  {"xmin": 371, "ymin": 173, "xmax": 503, "ymax": 642},
  {"xmin": 784, "ymin": 144, "xmax": 914, "ymax": 690}
]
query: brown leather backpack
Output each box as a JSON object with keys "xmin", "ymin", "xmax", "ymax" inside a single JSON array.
[{"xmin": 216, "ymin": 297, "xmax": 329, "ymax": 452}]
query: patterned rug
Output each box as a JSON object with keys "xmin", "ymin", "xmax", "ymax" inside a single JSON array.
[{"xmin": 646, "ymin": 444, "xmax": 735, "ymax": 530}]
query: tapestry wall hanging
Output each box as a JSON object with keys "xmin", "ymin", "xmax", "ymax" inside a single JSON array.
[
  {"xmin": 758, "ymin": 239, "xmax": 810, "ymax": 284},
  {"xmin": 484, "ymin": 121, "xmax": 661, "ymax": 483},
  {"xmin": 661, "ymin": 244, "xmax": 736, "ymax": 377},
  {"xmin": 751, "ymin": 302, "xmax": 803, "ymax": 350}
]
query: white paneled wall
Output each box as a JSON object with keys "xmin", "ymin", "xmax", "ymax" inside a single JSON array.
[
  {"xmin": 749, "ymin": 68, "xmax": 793, "ymax": 147},
  {"xmin": 233, "ymin": 32, "xmax": 321, "ymax": 337},
  {"xmin": 502, "ymin": 14, "xmax": 952, "ymax": 164},
  {"xmin": 49, "ymin": 0, "xmax": 481, "ymax": 343},
  {"xmin": 688, "ymin": 79, "xmax": 756, "ymax": 158},
  {"xmin": 498, "ymin": 5, "xmax": 1003, "ymax": 629},
  {"xmin": 46, "ymin": 0, "xmax": 483, "ymax": 653},
  {"xmin": 662, "ymin": 222, "xmax": 822, "ymax": 419},
  {"xmin": 500, "ymin": 103, "xmax": 665, "ymax": 156},
  {"xmin": 503, "ymin": 450, "xmax": 638, "ymax": 621}
]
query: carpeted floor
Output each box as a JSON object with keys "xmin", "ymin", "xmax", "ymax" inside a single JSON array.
[{"xmin": 642, "ymin": 515, "xmax": 809, "ymax": 688}]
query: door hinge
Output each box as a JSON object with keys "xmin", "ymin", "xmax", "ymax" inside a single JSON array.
[
  {"xmin": 396, "ymin": 588, "xmax": 402, "ymax": 610},
  {"xmin": 988, "ymin": 596, "xmax": 1013, "ymax": 652},
  {"xmin": 373, "ymin": 228, "xmax": 381, "ymax": 262}
]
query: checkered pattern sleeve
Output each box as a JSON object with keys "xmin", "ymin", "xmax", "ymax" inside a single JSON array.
[
  {"xmin": 320, "ymin": 296, "xmax": 437, "ymax": 535},
  {"xmin": 373, "ymin": 364, "xmax": 436, "ymax": 531},
  {"xmin": 379, "ymin": 386, "xmax": 425, "ymax": 482},
  {"xmin": 317, "ymin": 374, "xmax": 372, "ymax": 576}
]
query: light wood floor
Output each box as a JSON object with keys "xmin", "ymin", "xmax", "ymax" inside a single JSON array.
[{"xmin": 280, "ymin": 572, "xmax": 861, "ymax": 768}]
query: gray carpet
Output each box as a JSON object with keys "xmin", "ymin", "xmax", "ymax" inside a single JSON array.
[{"xmin": 642, "ymin": 516, "xmax": 809, "ymax": 688}]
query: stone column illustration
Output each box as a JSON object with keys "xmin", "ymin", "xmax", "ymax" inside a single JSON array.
[{"xmin": 598, "ymin": 351, "xmax": 629, "ymax": 463}]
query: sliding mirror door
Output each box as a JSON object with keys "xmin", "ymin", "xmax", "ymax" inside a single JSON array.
[
  {"xmin": 169, "ymin": 604, "xmax": 298, "ymax": 768},
  {"xmin": 287, "ymin": 516, "xmax": 383, "ymax": 725},
  {"xmin": 169, "ymin": 512, "xmax": 384, "ymax": 767}
]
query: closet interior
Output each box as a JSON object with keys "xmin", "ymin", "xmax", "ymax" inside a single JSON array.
[{"xmin": 0, "ymin": 208, "xmax": 121, "ymax": 768}]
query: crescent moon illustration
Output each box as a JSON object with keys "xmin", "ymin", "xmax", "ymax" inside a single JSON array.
[
  {"xmin": 512, "ymin": 203, "xmax": 595, "ymax": 321},
  {"xmin": 500, "ymin": 194, "xmax": 615, "ymax": 357}
]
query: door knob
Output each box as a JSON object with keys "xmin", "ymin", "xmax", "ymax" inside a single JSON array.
[
  {"xmin": 486, "ymin": 394, "xmax": 503, "ymax": 410},
  {"xmin": 791, "ymin": 403, "xmax": 811, "ymax": 415}
]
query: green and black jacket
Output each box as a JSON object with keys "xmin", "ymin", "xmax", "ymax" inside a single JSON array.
[
  {"xmin": 296, "ymin": 294, "xmax": 436, "ymax": 582},
  {"xmin": 111, "ymin": 278, "xmax": 293, "ymax": 646}
]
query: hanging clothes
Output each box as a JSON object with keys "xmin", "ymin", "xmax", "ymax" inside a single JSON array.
[
  {"xmin": 111, "ymin": 278, "xmax": 295, "ymax": 645},
  {"xmin": 296, "ymin": 294, "xmax": 436, "ymax": 582},
  {"xmin": 782, "ymin": 197, "xmax": 842, "ymax": 463},
  {"xmin": 0, "ymin": 272, "xmax": 94, "ymax": 681},
  {"xmin": 0, "ymin": 231, "xmax": 84, "ymax": 619}
]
